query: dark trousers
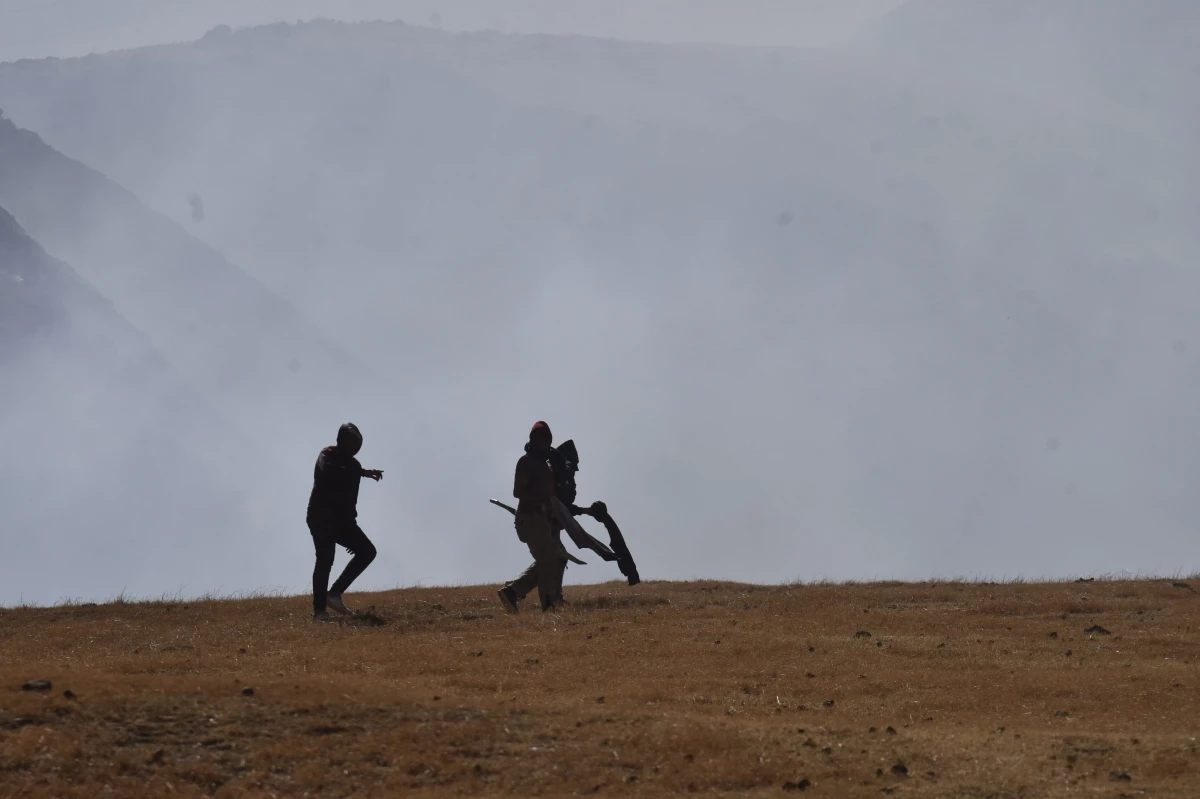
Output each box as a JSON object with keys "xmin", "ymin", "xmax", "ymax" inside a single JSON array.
[{"xmin": 309, "ymin": 520, "xmax": 376, "ymax": 614}]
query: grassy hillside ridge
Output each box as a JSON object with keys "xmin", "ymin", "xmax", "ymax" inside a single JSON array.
[{"xmin": 3, "ymin": 579, "xmax": 1198, "ymax": 796}]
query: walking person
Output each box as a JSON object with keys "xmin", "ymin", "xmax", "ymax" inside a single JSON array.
[
  {"xmin": 307, "ymin": 422, "xmax": 383, "ymax": 621},
  {"xmin": 497, "ymin": 421, "xmax": 567, "ymax": 613}
]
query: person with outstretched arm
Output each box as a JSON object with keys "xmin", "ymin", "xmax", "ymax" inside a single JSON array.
[
  {"xmin": 497, "ymin": 421, "xmax": 567, "ymax": 613},
  {"xmin": 307, "ymin": 422, "xmax": 383, "ymax": 621}
]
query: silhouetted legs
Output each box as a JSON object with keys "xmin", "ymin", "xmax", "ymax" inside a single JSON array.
[{"xmin": 310, "ymin": 522, "xmax": 377, "ymax": 615}]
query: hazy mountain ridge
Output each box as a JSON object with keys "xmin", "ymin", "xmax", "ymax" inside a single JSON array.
[{"xmin": 0, "ymin": 1, "xmax": 905, "ymax": 63}]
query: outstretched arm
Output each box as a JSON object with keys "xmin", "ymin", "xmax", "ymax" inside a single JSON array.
[{"xmin": 361, "ymin": 468, "xmax": 384, "ymax": 482}]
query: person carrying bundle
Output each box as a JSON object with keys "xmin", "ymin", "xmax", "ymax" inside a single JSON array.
[{"xmin": 497, "ymin": 421, "xmax": 568, "ymax": 613}]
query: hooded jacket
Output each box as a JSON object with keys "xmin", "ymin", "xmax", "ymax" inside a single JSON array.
[
  {"xmin": 306, "ymin": 445, "xmax": 363, "ymax": 525},
  {"xmin": 514, "ymin": 441, "xmax": 556, "ymax": 515}
]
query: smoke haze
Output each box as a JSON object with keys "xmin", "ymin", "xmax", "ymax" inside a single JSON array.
[{"xmin": 2, "ymin": 1, "xmax": 1198, "ymax": 605}]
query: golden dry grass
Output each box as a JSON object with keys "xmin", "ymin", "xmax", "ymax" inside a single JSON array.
[{"xmin": 2, "ymin": 578, "xmax": 1198, "ymax": 797}]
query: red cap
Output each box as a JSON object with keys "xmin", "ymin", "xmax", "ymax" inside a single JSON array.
[{"xmin": 530, "ymin": 420, "xmax": 552, "ymax": 439}]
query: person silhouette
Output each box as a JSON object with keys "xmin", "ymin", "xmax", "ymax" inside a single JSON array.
[{"xmin": 306, "ymin": 422, "xmax": 383, "ymax": 620}]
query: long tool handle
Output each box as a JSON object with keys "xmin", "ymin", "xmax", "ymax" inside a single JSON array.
[
  {"xmin": 489, "ymin": 498, "xmax": 517, "ymax": 515},
  {"xmin": 489, "ymin": 498, "xmax": 587, "ymax": 565}
]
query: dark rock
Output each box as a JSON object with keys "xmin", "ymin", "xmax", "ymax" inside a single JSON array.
[
  {"xmin": 309, "ymin": 724, "xmax": 348, "ymax": 735},
  {"xmin": 891, "ymin": 763, "xmax": 909, "ymax": 776},
  {"xmin": 782, "ymin": 778, "xmax": 811, "ymax": 791},
  {"xmin": 822, "ymin": 699, "xmax": 836, "ymax": 708},
  {"xmin": 242, "ymin": 687, "xmax": 255, "ymax": 697},
  {"xmin": 21, "ymin": 680, "xmax": 51, "ymax": 692},
  {"xmin": 854, "ymin": 631, "xmax": 872, "ymax": 639},
  {"xmin": 1110, "ymin": 772, "xmax": 1132, "ymax": 782},
  {"xmin": 1054, "ymin": 710, "xmax": 1070, "ymax": 717},
  {"xmin": 62, "ymin": 690, "xmax": 76, "ymax": 700},
  {"xmin": 1084, "ymin": 625, "xmax": 1111, "ymax": 635}
]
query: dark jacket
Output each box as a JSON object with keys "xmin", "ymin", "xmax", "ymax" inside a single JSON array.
[
  {"xmin": 514, "ymin": 444, "xmax": 556, "ymax": 515},
  {"xmin": 307, "ymin": 445, "xmax": 363, "ymax": 525}
]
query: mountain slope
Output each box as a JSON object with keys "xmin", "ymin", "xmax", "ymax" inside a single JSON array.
[
  {"xmin": 0, "ymin": 113, "xmax": 378, "ymax": 446},
  {"xmin": 0, "ymin": 204, "xmax": 250, "ymax": 602}
]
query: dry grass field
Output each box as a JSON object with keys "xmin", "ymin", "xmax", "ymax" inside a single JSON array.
[{"xmin": 2, "ymin": 578, "xmax": 1198, "ymax": 797}]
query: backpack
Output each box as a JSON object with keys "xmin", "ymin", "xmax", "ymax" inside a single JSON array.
[{"xmin": 547, "ymin": 439, "xmax": 580, "ymax": 505}]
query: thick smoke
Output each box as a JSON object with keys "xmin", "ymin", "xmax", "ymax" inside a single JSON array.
[{"xmin": 1, "ymin": 3, "xmax": 1198, "ymax": 604}]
